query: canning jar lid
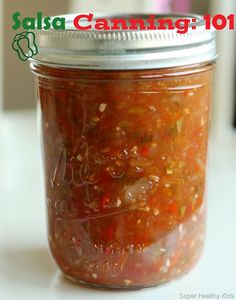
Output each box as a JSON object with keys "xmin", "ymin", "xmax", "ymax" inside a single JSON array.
[{"xmin": 32, "ymin": 13, "xmax": 217, "ymax": 70}]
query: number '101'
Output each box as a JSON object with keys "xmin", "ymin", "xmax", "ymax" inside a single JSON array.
[{"xmin": 204, "ymin": 14, "xmax": 235, "ymax": 30}]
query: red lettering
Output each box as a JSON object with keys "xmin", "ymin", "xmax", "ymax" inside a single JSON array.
[
  {"xmin": 95, "ymin": 19, "xmax": 110, "ymax": 30},
  {"xmin": 203, "ymin": 15, "xmax": 211, "ymax": 30},
  {"xmin": 111, "ymin": 19, "xmax": 129, "ymax": 30},
  {"xmin": 212, "ymin": 14, "xmax": 227, "ymax": 30},
  {"xmin": 228, "ymin": 14, "xmax": 235, "ymax": 30},
  {"xmin": 158, "ymin": 18, "xmax": 174, "ymax": 30},
  {"xmin": 73, "ymin": 13, "xmax": 93, "ymax": 30},
  {"xmin": 175, "ymin": 18, "xmax": 190, "ymax": 34},
  {"xmin": 146, "ymin": 15, "xmax": 156, "ymax": 30},
  {"xmin": 129, "ymin": 18, "xmax": 146, "ymax": 30}
]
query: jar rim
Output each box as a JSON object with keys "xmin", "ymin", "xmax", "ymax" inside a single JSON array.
[{"xmin": 31, "ymin": 13, "xmax": 217, "ymax": 70}]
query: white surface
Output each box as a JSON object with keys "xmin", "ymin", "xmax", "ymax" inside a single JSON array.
[{"xmin": 0, "ymin": 111, "xmax": 236, "ymax": 300}]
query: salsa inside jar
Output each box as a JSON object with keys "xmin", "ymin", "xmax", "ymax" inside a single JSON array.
[{"xmin": 32, "ymin": 63, "xmax": 213, "ymax": 288}]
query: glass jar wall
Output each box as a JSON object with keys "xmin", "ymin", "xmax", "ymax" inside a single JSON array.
[{"xmin": 31, "ymin": 62, "xmax": 214, "ymax": 289}]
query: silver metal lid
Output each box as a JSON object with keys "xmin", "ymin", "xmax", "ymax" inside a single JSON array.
[{"xmin": 32, "ymin": 13, "xmax": 217, "ymax": 70}]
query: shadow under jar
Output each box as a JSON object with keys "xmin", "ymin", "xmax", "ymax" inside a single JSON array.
[{"xmin": 30, "ymin": 14, "xmax": 216, "ymax": 289}]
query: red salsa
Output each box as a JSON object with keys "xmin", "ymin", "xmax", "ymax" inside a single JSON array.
[{"xmin": 32, "ymin": 63, "xmax": 213, "ymax": 288}]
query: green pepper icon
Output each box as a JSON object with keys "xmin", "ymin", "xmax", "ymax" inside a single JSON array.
[{"xmin": 12, "ymin": 31, "xmax": 38, "ymax": 61}]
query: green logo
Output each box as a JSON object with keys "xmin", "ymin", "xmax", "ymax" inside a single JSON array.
[{"xmin": 12, "ymin": 31, "xmax": 38, "ymax": 61}]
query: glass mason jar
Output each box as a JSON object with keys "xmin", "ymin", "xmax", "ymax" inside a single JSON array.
[{"xmin": 30, "ymin": 14, "xmax": 216, "ymax": 289}]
